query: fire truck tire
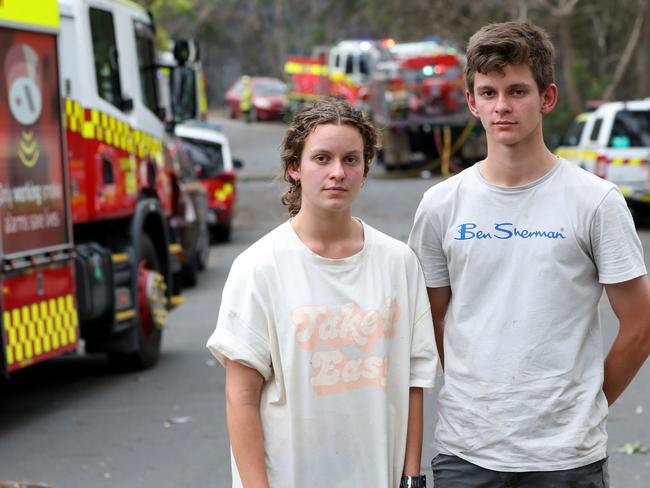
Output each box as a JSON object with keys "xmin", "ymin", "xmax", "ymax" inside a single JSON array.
[
  {"xmin": 211, "ymin": 220, "xmax": 231, "ymax": 243},
  {"xmin": 110, "ymin": 235, "xmax": 164, "ymax": 370}
]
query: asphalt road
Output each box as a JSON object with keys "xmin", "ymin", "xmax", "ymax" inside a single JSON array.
[{"xmin": 0, "ymin": 117, "xmax": 649, "ymax": 487}]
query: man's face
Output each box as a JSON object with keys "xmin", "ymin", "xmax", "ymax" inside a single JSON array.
[{"xmin": 466, "ymin": 63, "xmax": 557, "ymax": 147}]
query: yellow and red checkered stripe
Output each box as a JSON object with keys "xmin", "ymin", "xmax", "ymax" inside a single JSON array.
[
  {"xmin": 64, "ymin": 98, "xmax": 164, "ymax": 166},
  {"xmin": 4, "ymin": 294, "xmax": 79, "ymax": 371},
  {"xmin": 284, "ymin": 60, "xmax": 329, "ymax": 76},
  {"xmin": 284, "ymin": 58, "xmax": 357, "ymax": 88},
  {"xmin": 606, "ymin": 157, "xmax": 648, "ymax": 166}
]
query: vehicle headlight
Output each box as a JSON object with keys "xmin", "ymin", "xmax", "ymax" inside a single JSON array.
[{"xmin": 254, "ymin": 98, "xmax": 271, "ymax": 109}]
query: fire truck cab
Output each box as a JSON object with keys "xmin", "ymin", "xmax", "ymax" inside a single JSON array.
[{"xmin": 327, "ymin": 40, "xmax": 396, "ymax": 87}]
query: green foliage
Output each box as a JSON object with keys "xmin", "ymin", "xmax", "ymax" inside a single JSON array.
[
  {"xmin": 545, "ymin": 97, "xmax": 576, "ymax": 148},
  {"xmin": 571, "ymin": 59, "xmax": 607, "ymax": 103}
]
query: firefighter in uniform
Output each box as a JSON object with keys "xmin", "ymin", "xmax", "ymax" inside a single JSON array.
[{"xmin": 240, "ymin": 75, "xmax": 253, "ymax": 123}]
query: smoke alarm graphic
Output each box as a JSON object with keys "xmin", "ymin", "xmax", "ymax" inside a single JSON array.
[{"xmin": 5, "ymin": 43, "xmax": 43, "ymax": 126}]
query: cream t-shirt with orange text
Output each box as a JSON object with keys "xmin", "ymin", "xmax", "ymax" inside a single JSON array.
[{"xmin": 207, "ymin": 220, "xmax": 438, "ymax": 488}]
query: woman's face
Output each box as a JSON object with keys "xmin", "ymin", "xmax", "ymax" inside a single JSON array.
[{"xmin": 288, "ymin": 123, "xmax": 366, "ymax": 217}]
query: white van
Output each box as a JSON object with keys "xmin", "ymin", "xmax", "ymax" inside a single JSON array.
[{"xmin": 555, "ymin": 99, "xmax": 650, "ymax": 205}]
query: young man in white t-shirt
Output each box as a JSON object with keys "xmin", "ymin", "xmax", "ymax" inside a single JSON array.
[{"xmin": 408, "ymin": 20, "xmax": 650, "ymax": 487}]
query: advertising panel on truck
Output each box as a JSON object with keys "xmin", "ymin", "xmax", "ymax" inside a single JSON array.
[{"xmin": 0, "ymin": 26, "xmax": 71, "ymax": 257}]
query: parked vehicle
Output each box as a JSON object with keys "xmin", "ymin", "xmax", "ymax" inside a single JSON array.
[
  {"xmin": 555, "ymin": 99, "xmax": 650, "ymax": 208},
  {"xmin": 285, "ymin": 39, "xmax": 483, "ymax": 170},
  {"xmin": 224, "ymin": 76, "xmax": 288, "ymax": 121},
  {"xmin": 157, "ymin": 40, "xmax": 212, "ymax": 286},
  {"xmin": 169, "ymin": 142, "xmax": 211, "ymax": 287},
  {"xmin": 0, "ymin": 0, "xmax": 207, "ymax": 377},
  {"xmin": 173, "ymin": 121, "xmax": 242, "ymax": 242}
]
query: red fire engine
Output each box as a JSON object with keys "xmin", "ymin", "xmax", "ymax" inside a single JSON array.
[
  {"xmin": 285, "ymin": 39, "xmax": 485, "ymax": 171},
  {"xmin": 1, "ymin": 0, "xmax": 187, "ymax": 377}
]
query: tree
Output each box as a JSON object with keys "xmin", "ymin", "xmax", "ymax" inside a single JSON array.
[
  {"xmin": 601, "ymin": 0, "xmax": 648, "ymax": 100},
  {"xmin": 541, "ymin": 0, "xmax": 583, "ymax": 113}
]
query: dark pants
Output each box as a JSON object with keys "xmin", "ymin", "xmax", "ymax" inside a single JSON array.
[{"xmin": 432, "ymin": 454, "xmax": 609, "ymax": 488}]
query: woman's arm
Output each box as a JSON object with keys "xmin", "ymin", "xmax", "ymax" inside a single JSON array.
[
  {"xmin": 402, "ymin": 387, "xmax": 424, "ymax": 476},
  {"xmin": 225, "ymin": 358, "xmax": 269, "ymax": 488}
]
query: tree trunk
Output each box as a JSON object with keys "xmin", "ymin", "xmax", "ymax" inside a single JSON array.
[
  {"xmin": 636, "ymin": 1, "xmax": 650, "ymax": 97},
  {"xmin": 272, "ymin": 0, "xmax": 287, "ymax": 79},
  {"xmin": 602, "ymin": 0, "xmax": 648, "ymax": 100},
  {"xmin": 558, "ymin": 14, "xmax": 583, "ymax": 113}
]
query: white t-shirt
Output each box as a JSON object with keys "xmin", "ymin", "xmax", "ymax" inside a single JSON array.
[
  {"xmin": 207, "ymin": 220, "xmax": 438, "ymax": 488},
  {"xmin": 408, "ymin": 159, "xmax": 646, "ymax": 472}
]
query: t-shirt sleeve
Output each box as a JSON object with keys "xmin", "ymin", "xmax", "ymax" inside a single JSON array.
[
  {"xmin": 408, "ymin": 194, "xmax": 450, "ymax": 287},
  {"xmin": 206, "ymin": 255, "xmax": 273, "ymax": 380},
  {"xmin": 591, "ymin": 188, "xmax": 647, "ymax": 284},
  {"xmin": 408, "ymin": 260, "xmax": 440, "ymax": 388}
]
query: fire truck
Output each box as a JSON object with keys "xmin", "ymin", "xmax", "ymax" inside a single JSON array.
[
  {"xmin": 0, "ymin": 0, "xmax": 188, "ymax": 377},
  {"xmin": 285, "ymin": 39, "xmax": 485, "ymax": 172}
]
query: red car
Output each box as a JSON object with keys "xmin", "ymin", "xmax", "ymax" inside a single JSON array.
[{"xmin": 224, "ymin": 76, "xmax": 288, "ymax": 120}]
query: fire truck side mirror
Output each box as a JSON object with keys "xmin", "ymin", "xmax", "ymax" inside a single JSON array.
[
  {"xmin": 233, "ymin": 158, "xmax": 244, "ymax": 169},
  {"xmin": 173, "ymin": 39, "xmax": 198, "ymax": 67}
]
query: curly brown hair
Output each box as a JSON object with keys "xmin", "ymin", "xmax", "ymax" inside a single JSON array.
[
  {"xmin": 464, "ymin": 20, "xmax": 556, "ymax": 95},
  {"xmin": 280, "ymin": 97, "xmax": 380, "ymax": 217}
]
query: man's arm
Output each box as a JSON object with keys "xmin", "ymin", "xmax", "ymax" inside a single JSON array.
[
  {"xmin": 603, "ymin": 276, "xmax": 650, "ymax": 405},
  {"xmin": 402, "ymin": 387, "xmax": 424, "ymax": 476},
  {"xmin": 427, "ymin": 286, "xmax": 451, "ymax": 370},
  {"xmin": 224, "ymin": 358, "xmax": 269, "ymax": 488}
]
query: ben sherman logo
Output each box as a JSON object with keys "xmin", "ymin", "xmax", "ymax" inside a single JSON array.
[
  {"xmin": 291, "ymin": 299, "xmax": 400, "ymax": 396},
  {"xmin": 454, "ymin": 222, "xmax": 566, "ymax": 241}
]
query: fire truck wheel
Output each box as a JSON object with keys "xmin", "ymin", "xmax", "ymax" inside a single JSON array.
[
  {"xmin": 211, "ymin": 220, "xmax": 231, "ymax": 243},
  {"xmin": 110, "ymin": 235, "xmax": 165, "ymax": 370}
]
